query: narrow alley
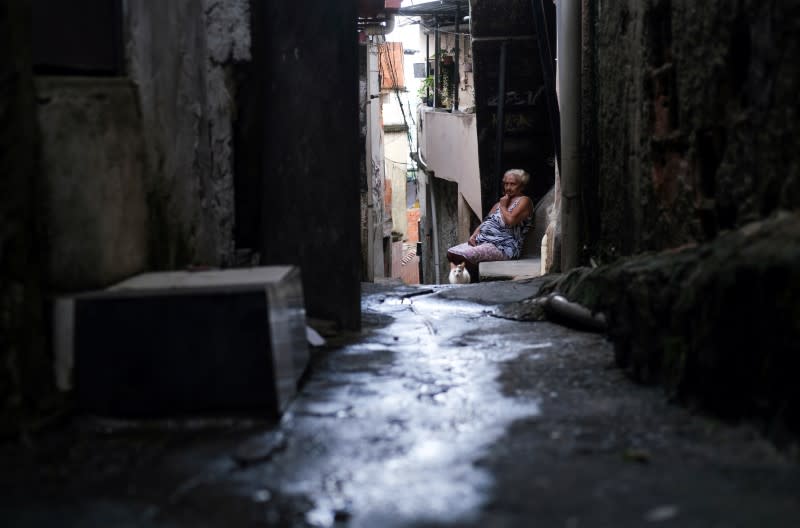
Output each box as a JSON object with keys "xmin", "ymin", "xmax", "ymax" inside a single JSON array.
[
  {"xmin": 3, "ymin": 1, "xmax": 800, "ymax": 526},
  {"xmin": 2, "ymin": 280, "xmax": 798, "ymax": 527}
]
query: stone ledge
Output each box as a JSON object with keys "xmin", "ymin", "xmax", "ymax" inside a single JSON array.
[
  {"xmin": 479, "ymin": 257, "xmax": 541, "ymax": 281},
  {"xmin": 546, "ymin": 211, "xmax": 800, "ymax": 439}
]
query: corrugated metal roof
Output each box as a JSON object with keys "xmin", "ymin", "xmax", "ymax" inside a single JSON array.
[{"xmin": 398, "ymin": 0, "xmax": 469, "ymax": 18}]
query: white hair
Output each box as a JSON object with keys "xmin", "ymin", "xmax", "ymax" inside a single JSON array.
[{"xmin": 504, "ymin": 168, "xmax": 530, "ymax": 186}]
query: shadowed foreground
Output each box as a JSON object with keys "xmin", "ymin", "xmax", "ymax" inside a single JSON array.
[{"xmin": 0, "ymin": 281, "xmax": 798, "ymax": 527}]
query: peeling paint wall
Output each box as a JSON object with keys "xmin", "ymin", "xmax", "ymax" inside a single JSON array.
[
  {"xmin": 203, "ymin": 0, "xmax": 251, "ymax": 264},
  {"xmin": 0, "ymin": 0, "xmax": 253, "ymax": 429},
  {"xmin": 589, "ymin": 0, "xmax": 800, "ymax": 260},
  {"xmin": 126, "ymin": 0, "xmax": 250, "ymax": 268}
]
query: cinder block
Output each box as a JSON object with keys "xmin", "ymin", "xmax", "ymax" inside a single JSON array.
[{"xmin": 55, "ymin": 266, "xmax": 308, "ymax": 419}]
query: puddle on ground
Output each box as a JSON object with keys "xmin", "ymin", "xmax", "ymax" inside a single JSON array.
[{"xmin": 257, "ymin": 294, "xmax": 544, "ymax": 527}]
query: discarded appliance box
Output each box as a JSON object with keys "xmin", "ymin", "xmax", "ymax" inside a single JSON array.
[{"xmin": 54, "ymin": 266, "xmax": 309, "ymax": 419}]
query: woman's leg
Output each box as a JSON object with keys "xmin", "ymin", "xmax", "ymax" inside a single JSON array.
[
  {"xmin": 467, "ymin": 243, "xmax": 507, "ymax": 282},
  {"xmin": 446, "ymin": 243, "xmax": 473, "ymax": 265},
  {"xmin": 446, "ymin": 242, "xmax": 505, "ymax": 283},
  {"xmin": 463, "ymin": 260, "xmax": 479, "ymax": 282},
  {"xmin": 446, "ymin": 249, "xmax": 465, "ymax": 265}
]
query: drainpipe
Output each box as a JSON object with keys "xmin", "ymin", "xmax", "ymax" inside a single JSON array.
[
  {"xmin": 532, "ymin": 0, "xmax": 561, "ymax": 165},
  {"xmin": 434, "ymin": 17, "xmax": 440, "ymax": 108},
  {"xmin": 454, "ymin": 4, "xmax": 460, "ymax": 111},
  {"xmin": 494, "ymin": 41, "xmax": 509, "ymax": 194},
  {"xmin": 559, "ymin": 0, "xmax": 581, "ymax": 271},
  {"xmin": 426, "ymin": 32, "xmax": 431, "ymax": 102},
  {"xmin": 429, "ymin": 171, "xmax": 441, "ymax": 284},
  {"xmin": 417, "ymin": 153, "xmax": 441, "ymax": 284}
]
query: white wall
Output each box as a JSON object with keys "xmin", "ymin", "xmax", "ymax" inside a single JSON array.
[
  {"xmin": 366, "ymin": 41, "xmax": 387, "ymax": 279},
  {"xmin": 419, "ymin": 109, "xmax": 481, "ymax": 220},
  {"xmin": 384, "ymin": 130, "xmax": 410, "ymax": 238}
]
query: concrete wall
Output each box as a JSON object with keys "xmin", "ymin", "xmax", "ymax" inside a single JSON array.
[
  {"xmin": 204, "ymin": 0, "xmax": 251, "ymax": 262},
  {"xmin": 415, "ymin": 109, "xmax": 483, "ymax": 283},
  {"xmin": 471, "ymin": 0, "xmax": 557, "ymax": 214},
  {"xmin": 419, "ymin": 109, "xmax": 482, "ymax": 219},
  {"xmin": 433, "ymin": 177, "xmax": 460, "ymax": 283},
  {"xmin": 126, "ymin": 0, "xmax": 249, "ymax": 268},
  {"xmin": 0, "ymin": 0, "xmax": 51, "ymax": 431},
  {"xmin": 363, "ymin": 41, "xmax": 388, "ymax": 280},
  {"xmin": 588, "ymin": 0, "xmax": 800, "ymax": 260},
  {"xmin": 0, "ymin": 0, "xmax": 252, "ymax": 429},
  {"xmin": 36, "ymin": 77, "xmax": 149, "ymax": 291},
  {"xmin": 417, "ymin": 170, "xmax": 460, "ymax": 285},
  {"xmin": 28, "ymin": 1, "xmax": 249, "ymax": 284},
  {"xmin": 385, "ymin": 130, "xmax": 410, "ymax": 238}
]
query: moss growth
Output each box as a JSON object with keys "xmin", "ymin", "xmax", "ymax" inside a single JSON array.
[{"xmin": 552, "ymin": 213, "xmax": 800, "ymax": 436}]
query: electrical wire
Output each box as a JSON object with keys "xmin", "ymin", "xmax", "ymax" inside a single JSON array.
[
  {"xmin": 419, "ymin": 19, "xmax": 471, "ymax": 36},
  {"xmin": 379, "ymin": 35, "xmax": 416, "ymax": 160}
]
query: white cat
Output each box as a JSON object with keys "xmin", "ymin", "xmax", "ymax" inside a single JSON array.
[{"xmin": 448, "ymin": 262, "xmax": 471, "ymax": 284}]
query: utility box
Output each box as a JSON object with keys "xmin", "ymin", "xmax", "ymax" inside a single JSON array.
[{"xmin": 55, "ymin": 266, "xmax": 309, "ymax": 419}]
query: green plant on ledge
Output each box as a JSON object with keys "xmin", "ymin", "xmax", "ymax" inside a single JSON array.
[
  {"xmin": 417, "ymin": 75, "xmax": 434, "ymax": 104},
  {"xmin": 440, "ymin": 69, "xmax": 451, "ymax": 108},
  {"xmin": 417, "ymin": 73, "xmax": 453, "ymax": 108}
]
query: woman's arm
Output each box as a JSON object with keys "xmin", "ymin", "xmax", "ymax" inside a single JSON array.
[
  {"xmin": 498, "ymin": 196, "xmax": 533, "ymax": 226},
  {"xmin": 469, "ymin": 201, "xmax": 501, "ymax": 245}
]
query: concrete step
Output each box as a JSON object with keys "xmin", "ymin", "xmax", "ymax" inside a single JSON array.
[
  {"xmin": 479, "ymin": 257, "xmax": 542, "ymax": 281},
  {"xmin": 54, "ymin": 266, "xmax": 309, "ymax": 419}
]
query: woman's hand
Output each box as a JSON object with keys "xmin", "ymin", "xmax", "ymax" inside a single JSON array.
[
  {"xmin": 468, "ymin": 226, "xmax": 481, "ymax": 246},
  {"xmin": 497, "ymin": 195, "xmax": 533, "ymax": 227}
]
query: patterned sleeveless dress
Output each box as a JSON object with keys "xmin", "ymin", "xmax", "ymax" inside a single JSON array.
[
  {"xmin": 475, "ymin": 197, "xmax": 533, "ymax": 259},
  {"xmin": 447, "ymin": 197, "xmax": 533, "ymax": 266}
]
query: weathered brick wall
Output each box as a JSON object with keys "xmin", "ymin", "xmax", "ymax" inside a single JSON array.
[
  {"xmin": 575, "ymin": 0, "xmax": 800, "ymax": 435},
  {"xmin": 589, "ymin": 0, "xmax": 800, "ymax": 260},
  {"xmin": 0, "ymin": 0, "xmax": 51, "ymax": 433}
]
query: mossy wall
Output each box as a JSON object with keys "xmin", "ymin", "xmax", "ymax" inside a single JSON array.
[
  {"xmin": 562, "ymin": 0, "xmax": 800, "ymax": 436},
  {"xmin": 589, "ymin": 0, "xmax": 800, "ymax": 261},
  {"xmin": 552, "ymin": 213, "xmax": 800, "ymax": 437}
]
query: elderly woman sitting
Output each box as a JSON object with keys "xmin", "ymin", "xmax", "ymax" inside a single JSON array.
[{"xmin": 446, "ymin": 168, "xmax": 534, "ymax": 282}]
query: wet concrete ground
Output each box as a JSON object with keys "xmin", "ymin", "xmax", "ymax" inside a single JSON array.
[{"xmin": 2, "ymin": 280, "xmax": 799, "ymax": 527}]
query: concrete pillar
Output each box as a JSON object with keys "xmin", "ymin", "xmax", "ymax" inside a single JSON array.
[{"xmin": 257, "ymin": 1, "xmax": 361, "ymax": 330}]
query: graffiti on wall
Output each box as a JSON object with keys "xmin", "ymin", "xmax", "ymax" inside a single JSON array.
[{"xmin": 487, "ymin": 86, "xmax": 543, "ymax": 107}]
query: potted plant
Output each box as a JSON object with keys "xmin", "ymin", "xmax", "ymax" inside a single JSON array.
[{"xmin": 417, "ymin": 75, "xmax": 434, "ymax": 106}]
